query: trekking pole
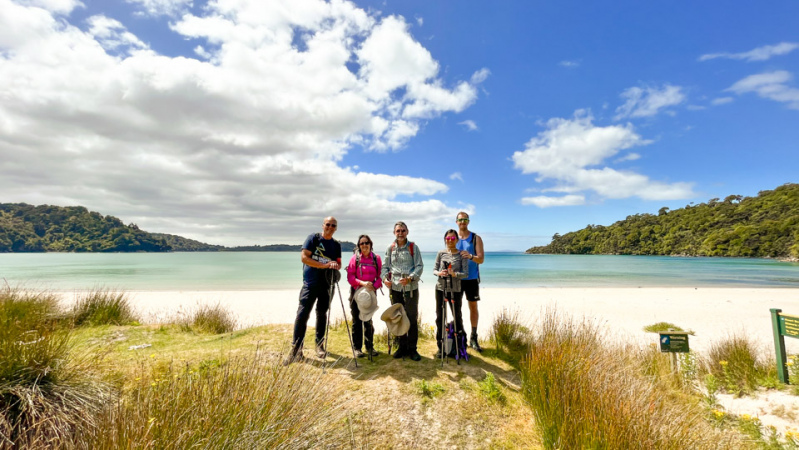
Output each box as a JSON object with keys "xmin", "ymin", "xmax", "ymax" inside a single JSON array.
[
  {"xmin": 400, "ymin": 272, "xmax": 409, "ymax": 360},
  {"xmin": 322, "ymin": 270, "xmax": 335, "ymax": 373},
  {"xmin": 336, "ymin": 279, "xmax": 359, "ymax": 368}
]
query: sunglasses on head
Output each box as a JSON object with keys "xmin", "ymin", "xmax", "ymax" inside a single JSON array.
[{"xmin": 445, "ymin": 236, "xmax": 458, "ymax": 241}]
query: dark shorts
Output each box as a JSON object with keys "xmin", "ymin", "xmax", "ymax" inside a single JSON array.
[{"xmin": 462, "ymin": 279, "xmax": 480, "ymax": 302}]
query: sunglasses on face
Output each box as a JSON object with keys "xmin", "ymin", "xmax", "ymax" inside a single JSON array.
[
  {"xmin": 359, "ymin": 242, "xmax": 370, "ymax": 246},
  {"xmin": 395, "ymin": 229, "xmax": 407, "ymax": 233},
  {"xmin": 324, "ymin": 223, "xmax": 337, "ymax": 228},
  {"xmin": 457, "ymin": 218, "xmax": 469, "ymax": 223},
  {"xmin": 445, "ymin": 236, "xmax": 458, "ymax": 241}
]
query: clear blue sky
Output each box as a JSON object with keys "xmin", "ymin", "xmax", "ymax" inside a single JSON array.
[{"xmin": 1, "ymin": 0, "xmax": 797, "ymax": 251}]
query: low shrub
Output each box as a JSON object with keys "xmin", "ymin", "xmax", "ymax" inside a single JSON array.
[{"xmin": 72, "ymin": 288, "xmax": 137, "ymax": 326}]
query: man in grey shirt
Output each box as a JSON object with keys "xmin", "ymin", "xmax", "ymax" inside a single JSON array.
[{"xmin": 381, "ymin": 221, "xmax": 424, "ymax": 361}]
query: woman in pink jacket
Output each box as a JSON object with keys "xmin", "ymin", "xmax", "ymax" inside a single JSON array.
[{"xmin": 346, "ymin": 234, "xmax": 383, "ymax": 358}]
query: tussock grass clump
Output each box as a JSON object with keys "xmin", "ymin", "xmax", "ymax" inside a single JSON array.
[
  {"xmin": 703, "ymin": 333, "xmax": 768, "ymax": 396},
  {"xmin": 414, "ymin": 379, "xmax": 445, "ymax": 399},
  {"xmin": 81, "ymin": 351, "xmax": 352, "ymax": 449},
  {"xmin": 477, "ymin": 373, "xmax": 506, "ymax": 405},
  {"xmin": 490, "ymin": 308, "xmax": 530, "ymax": 355},
  {"xmin": 72, "ymin": 288, "xmax": 138, "ymax": 326},
  {"xmin": 520, "ymin": 309, "xmax": 737, "ymax": 450},
  {"xmin": 643, "ymin": 321, "xmax": 694, "ymax": 335},
  {"xmin": 180, "ymin": 303, "xmax": 237, "ymax": 334},
  {"xmin": 1, "ymin": 286, "xmax": 111, "ymax": 448}
]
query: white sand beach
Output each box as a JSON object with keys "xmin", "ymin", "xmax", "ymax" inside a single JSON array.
[{"xmin": 59, "ymin": 286, "xmax": 799, "ymax": 354}]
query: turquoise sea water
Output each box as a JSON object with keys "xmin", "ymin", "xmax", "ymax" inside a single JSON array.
[{"xmin": 1, "ymin": 252, "xmax": 798, "ymax": 290}]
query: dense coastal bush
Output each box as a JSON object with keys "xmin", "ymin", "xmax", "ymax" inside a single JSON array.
[{"xmin": 527, "ymin": 182, "xmax": 799, "ymax": 258}]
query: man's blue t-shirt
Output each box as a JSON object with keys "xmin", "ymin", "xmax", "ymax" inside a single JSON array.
[{"xmin": 302, "ymin": 233, "xmax": 342, "ymax": 285}]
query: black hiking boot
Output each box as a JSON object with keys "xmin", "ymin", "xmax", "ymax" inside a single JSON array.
[{"xmin": 470, "ymin": 333, "xmax": 483, "ymax": 353}]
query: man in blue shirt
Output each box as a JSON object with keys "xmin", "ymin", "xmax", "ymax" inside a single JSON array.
[
  {"xmin": 456, "ymin": 212, "xmax": 485, "ymax": 352},
  {"xmin": 286, "ymin": 216, "xmax": 342, "ymax": 364}
]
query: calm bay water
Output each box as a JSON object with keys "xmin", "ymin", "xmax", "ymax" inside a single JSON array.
[{"xmin": 1, "ymin": 252, "xmax": 798, "ymax": 290}]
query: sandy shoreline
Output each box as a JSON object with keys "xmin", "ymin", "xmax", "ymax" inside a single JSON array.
[{"xmin": 57, "ymin": 286, "xmax": 799, "ymax": 354}]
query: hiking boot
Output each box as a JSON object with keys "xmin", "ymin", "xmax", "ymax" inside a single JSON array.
[
  {"xmin": 282, "ymin": 353, "xmax": 304, "ymax": 366},
  {"xmin": 392, "ymin": 348, "xmax": 405, "ymax": 359},
  {"xmin": 408, "ymin": 350, "xmax": 422, "ymax": 361},
  {"xmin": 316, "ymin": 345, "xmax": 327, "ymax": 359},
  {"xmin": 353, "ymin": 349, "xmax": 365, "ymax": 358},
  {"xmin": 470, "ymin": 334, "xmax": 483, "ymax": 353}
]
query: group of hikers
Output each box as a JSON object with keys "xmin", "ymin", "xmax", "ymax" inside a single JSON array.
[{"xmin": 285, "ymin": 213, "xmax": 485, "ymax": 365}]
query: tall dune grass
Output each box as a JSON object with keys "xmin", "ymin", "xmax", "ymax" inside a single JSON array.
[
  {"xmin": 80, "ymin": 351, "xmax": 353, "ymax": 449},
  {"xmin": 1, "ymin": 286, "xmax": 111, "ymax": 448},
  {"xmin": 518, "ymin": 309, "xmax": 740, "ymax": 449}
]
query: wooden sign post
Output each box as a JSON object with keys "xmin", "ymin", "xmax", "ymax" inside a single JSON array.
[{"xmin": 771, "ymin": 308, "xmax": 799, "ymax": 384}]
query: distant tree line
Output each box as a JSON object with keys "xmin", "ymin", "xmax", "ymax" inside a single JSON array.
[
  {"xmin": 527, "ymin": 183, "xmax": 799, "ymax": 258},
  {"xmin": 0, "ymin": 204, "xmax": 171, "ymax": 252},
  {"xmin": 152, "ymin": 234, "xmax": 356, "ymax": 253}
]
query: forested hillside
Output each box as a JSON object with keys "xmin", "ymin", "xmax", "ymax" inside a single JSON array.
[
  {"xmin": 1, "ymin": 203, "xmax": 358, "ymax": 253},
  {"xmin": 0, "ymin": 204, "xmax": 171, "ymax": 252},
  {"xmin": 527, "ymin": 183, "xmax": 799, "ymax": 258}
]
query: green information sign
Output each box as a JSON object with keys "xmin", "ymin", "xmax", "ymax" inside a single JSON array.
[
  {"xmin": 779, "ymin": 314, "xmax": 799, "ymax": 338},
  {"xmin": 659, "ymin": 333, "xmax": 690, "ymax": 353},
  {"xmin": 771, "ymin": 309, "xmax": 799, "ymax": 384}
]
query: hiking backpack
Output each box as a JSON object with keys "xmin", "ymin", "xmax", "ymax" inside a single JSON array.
[{"xmin": 445, "ymin": 321, "xmax": 469, "ymax": 361}]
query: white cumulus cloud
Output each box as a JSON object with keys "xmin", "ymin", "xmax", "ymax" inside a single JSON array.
[
  {"xmin": 0, "ymin": 0, "xmax": 487, "ymax": 247},
  {"xmin": 614, "ymin": 84, "xmax": 686, "ymax": 119},
  {"xmin": 699, "ymin": 42, "xmax": 799, "ymax": 62},
  {"xmin": 512, "ymin": 111, "xmax": 694, "ymax": 207}
]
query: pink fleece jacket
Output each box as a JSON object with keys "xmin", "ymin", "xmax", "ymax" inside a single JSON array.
[{"xmin": 346, "ymin": 252, "xmax": 383, "ymax": 290}]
